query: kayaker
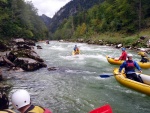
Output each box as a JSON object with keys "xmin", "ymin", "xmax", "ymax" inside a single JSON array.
[
  {"xmin": 74, "ymin": 45, "xmax": 80, "ymax": 54},
  {"xmin": 138, "ymin": 49, "xmax": 149, "ymax": 63},
  {"xmin": 0, "ymin": 91, "xmax": 16, "ymax": 113},
  {"xmin": 118, "ymin": 48, "xmax": 127, "ymax": 60},
  {"xmin": 119, "ymin": 53, "xmax": 143, "ymax": 83},
  {"xmin": 11, "ymin": 89, "xmax": 52, "ymax": 113}
]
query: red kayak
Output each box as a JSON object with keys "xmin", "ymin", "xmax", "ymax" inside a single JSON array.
[{"xmin": 89, "ymin": 104, "xmax": 113, "ymax": 113}]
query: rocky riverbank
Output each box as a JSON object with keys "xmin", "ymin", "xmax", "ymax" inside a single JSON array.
[
  {"xmin": 0, "ymin": 38, "xmax": 47, "ymax": 90},
  {"xmin": 66, "ymin": 35, "xmax": 150, "ymax": 53}
]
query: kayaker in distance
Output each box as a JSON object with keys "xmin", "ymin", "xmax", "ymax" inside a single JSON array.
[
  {"xmin": 11, "ymin": 89, "xmax": 52, "ymax": 113},
  {"xmin": 73, "ymin": 45, "xmax": 80, "ymax": 54},
  {"xmin": 119, "ymin": 53, "xmax": 143, "ymax": 83},
  {"xmin": 138, "ymin": 49, "xmax": 149, "ymax": 63},
  {"xmin": 118, "ymin": 48, "xmax": 127, "ymax": 60},
  {"xmin": 0, "ymin": 91, "xmax": 16, "ymax": 113}
]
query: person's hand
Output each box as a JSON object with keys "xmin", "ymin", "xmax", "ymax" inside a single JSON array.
[
  {"xmin": 139, "ymin": 70, "xmax": 142, "ymax": 73},
  {"xmin": 114, "ymin": 58, "xmax": 119, "ymax": 61}
]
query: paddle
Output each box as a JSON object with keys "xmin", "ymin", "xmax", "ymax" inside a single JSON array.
[
  {"xmin": 99, "ymin": 72, "xmax": 143, "ymax": 83},
  {"xmin": 99, "ymin": 74, "xmax": 114, "ymax": 78},
  {"xmin": 89, "ymin": 104, "xmax": 113, "ymax": 113},
  {"xmin": 99, "ymin": 72, "xmax": 136, "ymax": 78},
  {"xmin": 110, "ymin": 49, "xmax": 118, "ymax": 58}
]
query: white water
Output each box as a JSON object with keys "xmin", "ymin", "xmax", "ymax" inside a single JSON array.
[{"xmin": 7, "ymin": 41, "xmax": 150, "ymax": 113}]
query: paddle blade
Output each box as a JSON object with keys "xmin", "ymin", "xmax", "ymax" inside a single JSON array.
[
  {"xmin": 89, "ymin": 104, "xmax": 113, "ymax": 113},
  {"xmin": 99, "ymin": 74, "xmax": 113, "ymax": 78}
]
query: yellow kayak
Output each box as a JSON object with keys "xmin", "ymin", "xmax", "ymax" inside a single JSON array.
[
  {"xmin": 113, "ymin": 68, "xmax": 150, "ymax": 96},
  {"xmin": 137, "ymin": 62, "xmax": 150, "ymax": 69},
  {"xmin": 106, "ymin": 56, "xmax": 124, "ymax": 65},
  {"xmin": 106, "ymin": 56, "xmax": 150, "ymax": 69},
  {"xmin": 72, "ymin": 50, "xmax": 80, "ymax": 55}
]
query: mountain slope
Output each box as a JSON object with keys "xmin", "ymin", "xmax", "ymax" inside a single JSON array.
[
  {"xmin": 49, "ymin": 0, "xmax": 104, "ymax": 33},
  {"xmin": 40, "ymin": 14, "xmax": 52, "ymax": 28}
]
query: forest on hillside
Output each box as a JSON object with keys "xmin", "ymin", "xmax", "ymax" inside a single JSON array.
[
  {"xmin": 53, "ymin": 0, "xmax": 150, "ymax": 40},
  {"xmin": 49, "ymin": 0, "xmax": 104, "ymax": 33},
  {"xmin": 0, "ymin": 0, "xmax": 150, "ymax": 44},
  {"xmin": 0, "ymin": 0, "xmax": 48, "ymax": 41}
]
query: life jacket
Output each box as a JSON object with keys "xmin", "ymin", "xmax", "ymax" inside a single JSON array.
[
  {"xmin": 119, "ymin": 51, "xmax": 127, "ymax": 60},
  {"xmin": 27, "ymin": 105, "xmax": 52, "ymax": 113},
  {"xmin": 0, "ymin": 109, "xmax": 16, "ymax": 113},
  {"xmin": 125, "ymin": 60, "xmax": 135, "ymax": 72},
  {"xmin": 141, "ymin": 56, "xmax": 148, "ymax": 62},
  {"xmin": 74, "ymin": 47, "xmax": 79, "ymax": 54}
]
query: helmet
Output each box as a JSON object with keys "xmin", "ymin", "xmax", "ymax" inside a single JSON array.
[
  {"xmin": 122, "ymin": 48, "xmax": 125, "ymax": 51},
  {"xmin": 11, "ymin": 89, "xmax": 30, "ymax": 109},
  {"xmin": 127, "ymin": 53, "xmax": 133, "ymax": 57}
]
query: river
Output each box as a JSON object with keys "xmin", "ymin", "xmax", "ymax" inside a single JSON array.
[{"xmin": 6, "ymin": 41, "xmax": 150, "ymax": 113}]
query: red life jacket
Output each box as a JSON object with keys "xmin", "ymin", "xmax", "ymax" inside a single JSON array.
[{"xmin": 125, "ymin": 60, "xmax": 135, "ymax": 72}]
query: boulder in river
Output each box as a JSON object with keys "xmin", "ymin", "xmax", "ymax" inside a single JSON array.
[{"xmin": 14, "ymin": 57, "xmax": 47, "ymax": 71}]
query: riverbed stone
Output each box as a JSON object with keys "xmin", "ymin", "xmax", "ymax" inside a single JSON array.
[{"xmin": 14, "ymin": 57, "xmax": 47, "ymax": 71}]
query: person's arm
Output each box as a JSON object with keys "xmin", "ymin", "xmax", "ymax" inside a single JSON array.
[
  {"xmin": 124, "ymin": 52, "xmax": 127, "ymax": 59},
  {"xmin": 119, "ymin": 53, "xmax": 123, "ymax": 60},
  {"xmin": 119, "ymin": 61, "xmax": 126, "ymax": 73},
  {"xmin": 133, "ymin": 61, "xmax": 142, "ymax": 72},
  {"xmin": 119, "ymin": 52, "xmax": 126, "ymax": 60}
]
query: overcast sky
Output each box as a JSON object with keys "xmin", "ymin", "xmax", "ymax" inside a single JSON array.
[{"xmin": 25, "ymin": 0, "xmax": 71, "ymax": 18}]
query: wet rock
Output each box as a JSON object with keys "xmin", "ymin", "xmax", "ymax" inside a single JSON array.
[
  {"xmin": 0, "ymin": 84, "xmax": 11, "ymax": 90},
  {"xmin": 48, "ymin": 67, "xmax": 57, "ymax": 71},
  {"xmin": 2, "ymin": 56, "xmax": 15, "ymax": 67},
  {"xmin": 7, "ymin": 67, "xmax": 24, "ymax": 72},
  {"xmin": 140, "ymin": 36, "xmax": 148, "ymax": 40},
  {"xmin": 13, "ymin": 38, "xmax": 24, "ymax": 43},
  {"xmin": 0, "ymin": 38, "xmax": 46, "ymax": 72},
  {"xmin": 116, "ymin": 44, "xmax": 122, "ymax": 48},
  {"xmin": 87, "ymin": 40, "xmax": 95, "ymax": 44},
  {"xmin": 28, "ymin": 50, "xmax": 44, "ymax": 62},
  {"xmin": 37, "ymin": 45, "xmax": 42, "ymax": 49},
  {"xmin": 24, "ymin": 39, "xmax": 36, "ymax": 46},
  {"xmin": 77, "ymin": 38, "xmax": 84, "ymax": 42},
  {"xmin": 147, "ymin": 39, "xmax": 150, "ymax": 47},
  {"xmin": 6, "ymin": 51, "xmax": 17, "ymax": 62},
  {"xmin": 17, "ymin": 44, "xmax": 32, "ymax": 50},
  {"xmin": 12, "ymin": 38, "xmax": 36, "ymax": 46},
  {"xmin": 0, "ymin": 69, "xmax": 2, "ymax": 81},
  {"xmin": 0, "ymin": 41, "xmax": 9, "ymax": 52},
  {"xmin": 59, "ymin": 40, "xmax": 64, "ymax": 42},
  {"xmin": 0, "ymin": 56, "xmax": 6, "ymax": 66},
  {"xmin": 11, "ymin": 49, "xmax": 44, "ymax": 62},
  {"xmin": 14, "ymin": 57, "xmax": 47, "ymax": 71}
]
